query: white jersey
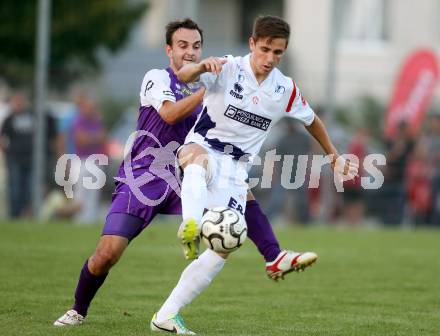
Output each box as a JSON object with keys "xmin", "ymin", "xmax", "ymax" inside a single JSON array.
[{"xmin": 185, "ymin": 54, "xmax": 315, "ymax": 164}]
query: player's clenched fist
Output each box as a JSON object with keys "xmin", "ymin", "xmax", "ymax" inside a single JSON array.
[
  {"xmin": 332, "ymin": 155, "xmax": 359, "ymax": 182},
  {"xmin": 200, "ymin": 57, "xmax": 227, "ymax": 75}
]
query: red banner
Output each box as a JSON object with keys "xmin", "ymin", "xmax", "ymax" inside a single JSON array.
[{"xmin": 384, "ymin": 49, "xmax": 439, "ymax": 138}]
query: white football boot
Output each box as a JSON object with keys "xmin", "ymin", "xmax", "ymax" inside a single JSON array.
[
  {"xmin": 266, "ymin": 250, "xmax": 318, "ymax": 281},
  {"xmin": 151, "ymin": 313, "xmax": 196, "ymax": 335},
  {"xmin": 177, "ymin": 218, "xmax": 200, "ymax": 260},
  {"xmin": 53, "ymin": 309, "xmax": 84, "ymax": 326}
]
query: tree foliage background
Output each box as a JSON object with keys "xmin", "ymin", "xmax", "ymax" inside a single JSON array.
[{"xmin": 0, "ymin": 0, "xmax": 147, "ymax": 89}]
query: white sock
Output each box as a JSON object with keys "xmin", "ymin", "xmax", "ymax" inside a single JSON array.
[
  {"xmin": 181, "ymin": 164, "xmax": 208, "ymax": 222},
  {"xmin": 156, "ymin": 249, "xmax": 225, "ymax": 322}
]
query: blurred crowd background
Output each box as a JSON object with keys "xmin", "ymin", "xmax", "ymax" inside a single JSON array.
[{"xmin": 1, "ymin": 0, "xmax": 440, "ymax": 228}]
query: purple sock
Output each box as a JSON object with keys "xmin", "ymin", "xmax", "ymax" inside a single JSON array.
[
  {"xmin": 245, "ymin": 200, "xmax": 281, "ymax": 262},
  {"xmin": 72, "ymin": 260, "xmax": 108, "ymax": 317}
]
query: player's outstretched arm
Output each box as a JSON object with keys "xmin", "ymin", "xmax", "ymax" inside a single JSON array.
[
  {"xmin": 305, "ymin": 115, "xmax": 338, "ymax": 158},
  {"xmin": 305, "ymin": 115, "xmax": 359, "ymax": 180},
  {"xmin": 159, "ymin": 87, "xmax": 206, "ymax": 125},
  {"xmin": 177, "ymin": 57, "xmax": 227, "ymax": 83}
]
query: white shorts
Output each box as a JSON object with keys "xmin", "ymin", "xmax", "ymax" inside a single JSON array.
[{"xmin": 178, "ymin": 143, "xmax": 248, "ymax": 216}]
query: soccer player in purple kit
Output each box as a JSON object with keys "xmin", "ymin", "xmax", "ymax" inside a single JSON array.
[{"xmin": 54, "ymin": 18, "xmax": 312, "ymax": 327}]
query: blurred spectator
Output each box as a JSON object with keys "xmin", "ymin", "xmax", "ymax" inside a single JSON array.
[
  {"xmin": 0, "ymin": 90, "xmax": 56, "ymax": 218},
  {"xmin": 426, "ymin": 115, "xmax": 440, "ymax": 226},
  {"xmin": 57, "ymin": 89, "xmax": 89, "ymax": 156},
  {"xmin": 405, "ymin": 137, "xmax": 433, "ymax": 225},
  {"xmin": 0, "ymin": 91, "xmax": 34, "ymax": 218},
  {"xmin": 380, "ymin": 121, "xmax": 415, "ymax": 225},
  {"xmin": 266, "ymin": 120, "xmax": 311, "ymax": 223},
  {"xmin": 342, "ymin": 128, "xmax": 368, "ymax": 226},
  {"xmin": 72, "ymin": 98, "xmax": 107, "ymax": 223}
]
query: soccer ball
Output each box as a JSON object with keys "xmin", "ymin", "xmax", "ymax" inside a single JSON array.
[{"xmin": 200, "ymin": 207, "xmax": 247, "ymax": 253}]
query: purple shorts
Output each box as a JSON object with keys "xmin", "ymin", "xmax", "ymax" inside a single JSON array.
[{"xmin": 102, "ymin": 179, "xmax": 181, "ymax": 240}]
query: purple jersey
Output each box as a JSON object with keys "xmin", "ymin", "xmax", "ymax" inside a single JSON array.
[
  {"xmin": 104, "ymin": 67, "xmax": 203, "ymax": 237},
  {"xmin": 116, "ymin": 67, "xmax": 202, "ymax": 179}
]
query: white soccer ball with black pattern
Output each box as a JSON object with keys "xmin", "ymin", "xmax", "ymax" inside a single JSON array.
[{"xmin": 200, "ymin": 207, "xmax": 247, "ymax": 253}]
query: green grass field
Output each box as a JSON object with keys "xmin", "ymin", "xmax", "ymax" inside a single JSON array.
[{"xmin": 0, "ymin": 220, "xmax": 439, "ymax": 336}]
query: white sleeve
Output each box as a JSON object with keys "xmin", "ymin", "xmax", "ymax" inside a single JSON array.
[
  {"xmin": 198, "ymin": 55, "xmax": 236, "ymax": 91},
  {"xmin": 139, "ymin": 69, "xmax": 176, "ymax": 111},
  {"xmin": 285, "ymin": 80, "xmax": 315, "ymax": 126}
]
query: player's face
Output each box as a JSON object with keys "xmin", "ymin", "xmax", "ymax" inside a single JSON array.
[
  {"xmin": 167, "ymin": 28, "xmax": 202, "ymax": 73},
  {"xmin": 249, "ymin": 37, "xmax": 287, "ymax": 81}
]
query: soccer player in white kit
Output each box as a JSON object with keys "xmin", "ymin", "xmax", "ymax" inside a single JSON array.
[{"xmin": 151, "ymin": 16, "xmax": 358, "ymax": 334}]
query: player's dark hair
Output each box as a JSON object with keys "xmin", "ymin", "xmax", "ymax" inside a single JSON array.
[
  {"xmin": 252, "ymin": 15, "xmax": 290, "ymax": 47},
  {"xmin": 165, "ymin": 18, "xmax": 204, "ymax": 46}
]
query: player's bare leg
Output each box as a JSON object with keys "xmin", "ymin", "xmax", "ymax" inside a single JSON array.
[
  {"xmin": 177, "ymin": 143, "xmax": 210, "ymax": 260},
  {"xmin": 88, "ymin": 235, "xmax": 128, "ymax": 275},
  {"xmin": 54, "ymin": 235, "xmax": 128, "ymax": 326}
]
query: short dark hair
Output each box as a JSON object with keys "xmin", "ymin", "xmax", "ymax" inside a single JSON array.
[
  {"xmin": 252, "ymin": 15, "xmax": 290, "ymax": 46},
  {"xmin": 165, "ymin": 18, "xmax": 203, "ymax": 46}
]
